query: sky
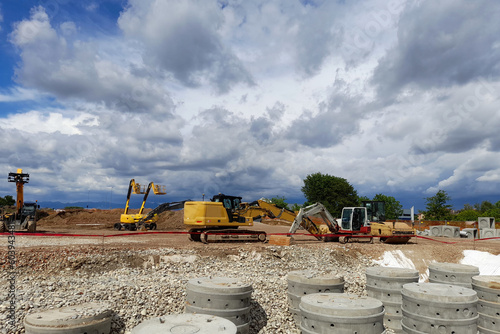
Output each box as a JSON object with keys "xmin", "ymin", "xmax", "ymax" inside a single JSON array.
[{"xmin": 0, "ymin": 0, "xmax": 499, "ymax": 211}]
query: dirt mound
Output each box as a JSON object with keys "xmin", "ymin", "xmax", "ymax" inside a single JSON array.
[
  {"xmin": 155, "ymin": 210, "xmax": 185, "ymax": 230},
  {"xmin": 37, "ymin": 208, "xmax": 186, "ymax": 231}
]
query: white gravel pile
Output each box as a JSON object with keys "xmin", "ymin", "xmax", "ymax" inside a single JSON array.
[{"xmin": 0, "ymin": 245, "xmax": 374, "ymax": 334}]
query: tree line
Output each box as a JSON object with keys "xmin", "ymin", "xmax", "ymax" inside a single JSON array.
[
  {"xmin": 269, "ymin": 172, "xmax": 500, "ymax": 221},
  {"xmin": 0, "ymin": 195, "xmax": 15, "ymax": 207}
]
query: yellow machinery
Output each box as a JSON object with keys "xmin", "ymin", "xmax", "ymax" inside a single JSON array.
[
  {"xmin": 184, "ymin": 194, "xmax": 266, "ymax": 243},
  {"xmin": 370, "ymin": 221, "xmax": 415, "ymax": 243},
  {"xmin": 1, "ymin": 169, "xmax": 38, "ymax": 233},
  {"xmin": 115, "ymin": 179, "xmax": 166, "ymax": 231},
  {"xmin": 240, "ymin": 199, "xmax": 297, "ymax": 223},
  {"xmin": 290, "ymin": 201, "xmax": 415, "ymax": 244}
]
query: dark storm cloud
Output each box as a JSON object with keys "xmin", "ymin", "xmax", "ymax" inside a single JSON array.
[
  {"xmin": 373, "ymin": 0, "xmax": 500, "ymax": 99},
  {"xmin": 410, "ymin": 129, "xmax": 489, "ymax": 155}
]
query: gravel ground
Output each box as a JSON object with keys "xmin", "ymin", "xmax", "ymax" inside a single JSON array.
[
  {"xmin": 1, "ymin": 242, "xmax": 374, "ymax": 333},
  {"xmin": 1, "ymin": 231, "xmax": 498, "ymax": 334}
]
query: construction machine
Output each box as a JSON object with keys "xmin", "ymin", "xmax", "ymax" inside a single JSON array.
[
  {"xmin": 136, "ymin": 200, "xmax": 189, "ymax": 230},
  {"xmin": 365, "ymin": 201, "xmax": 415, "ymax": 243},
  {"xmin": 184, "ymin": 194, "xmax": 267, "ymax": 243},
  {"xmin": 239, "ymin": 199, "xmax": 297, "ymax": 223},
  {"xmin": 289, "ymin": 201, "xmax": 414, "ymax": 244},
  {"xmin": 0, "ymin": 169, "xmax": 39, "ymax": 233},
  {"xmin": 114, "ymin": 179, "xmax": 166, "ymax": 231}
]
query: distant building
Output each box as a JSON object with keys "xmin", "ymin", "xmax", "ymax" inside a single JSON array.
[{"xmin": 398, "ymin": 208, "xmax": 414, "ymax": 220}]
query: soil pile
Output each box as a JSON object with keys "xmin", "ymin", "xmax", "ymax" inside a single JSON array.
[{"xmin": 37, "ymin": 208, "xmax": 186, "ymax": 231}]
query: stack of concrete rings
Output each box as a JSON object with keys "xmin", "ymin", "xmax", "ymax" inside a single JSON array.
[
  {"xmin": 131, "ymin": 313, "xmax": 237, "ymax": 334},
  {"xmin": 24, "ymin": 302, "xmax": 112, "ymax": 334},
  {"xmin": 401, "ymin": 282, "xmax": 478, "ymax": 334},
  {"xmin": 299, "ymin": 293, "xmax": 385, "ymax": 334},
  {"xmin": 286, "ymin": 270, "xmax": 344, "ymax": 325},
  {"xmin": 472, "ymin": 275, "xmax": 500, "ymax": 334},
  {"xmin": 185, "ymin": 277, "xmax": 253, "ymax": 334},
  {"xmin": 428, "ymin": 262, "xmax": 480, "ymax": 288},
  {"xmin": 365, "ymin": 266, "xmax": 419, "ymax": 333}
]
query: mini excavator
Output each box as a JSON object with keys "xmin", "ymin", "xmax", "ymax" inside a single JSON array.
[{"xmin": 289, "ymin": 201, "xmax": 415, "ymax": 244}]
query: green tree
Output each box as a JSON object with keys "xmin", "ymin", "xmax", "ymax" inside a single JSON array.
[
  {"xmin": 301, "ymin": 172, "xmax": 358, "ymax": 217},
  {"xmin": 291, "ymin": 203, "xmax": 302, "ymax": 212},
  {"xmin": 424, "ymin": 190, "xmax": 452, "ymax": 220},
  {"xmin": 463, "ymin": 203, "xmax": 475, "ymax": 211},
  {"xmin": 270, "ymin": 196, "xmax": 289, "ymax": 210},
  {"xmin": 454, "ymin": 209, "xmax": 481, "ymax": 222},
  {"xmin": 357, "ymin": 195, "xmax": 370, "ymax": 205},
  {"xmin": 0, "ymin": 195, "xmax": 15, "ymax": 206},
  {"xmin": 372, "ymin": 194, "xmax": 403, "ymax": 220},
  {"xmin": 483, "ymin": 207, "xmax": 500, "ymax": 220},
  {"xmin": 480, "ymin": 201, "xmax": 494, "ymax": 213}
]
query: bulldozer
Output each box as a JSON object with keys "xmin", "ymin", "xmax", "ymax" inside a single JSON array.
[
  {"xmin": 0, "ymin": 169, "xmax": 39, "ymax": 233},
  {"xmin": 184, "ymin": 194, "xmax": 267, "ymax": 243},
  {"xmin": 289, "ymin": 200, "xmax": 414, "ymax": 244},
  {"xmin": 114, "ymin": 179, "xmax": 166, "ymax": 231}
]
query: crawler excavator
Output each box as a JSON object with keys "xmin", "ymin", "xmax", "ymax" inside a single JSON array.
[
  {"xmin": 289, "ymin": 201, "xmax": 414, "ymax": 244},
  {"xmin": 0, "ymin": 169, "xmax": 39, "ymax": 233},
  {"xmin": 184, "ymin": 194, "xmax": 267, "ymax": 243},
  {"xmin": 114, "ymin": 179, "xmax": 166, "ymax": 231}
]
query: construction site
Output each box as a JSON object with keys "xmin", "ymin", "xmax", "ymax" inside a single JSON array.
[{"xmin": 1, "ymin": 173, "xmax": 499, "ymax": 333}]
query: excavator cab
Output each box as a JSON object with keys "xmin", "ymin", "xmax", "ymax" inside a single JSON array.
[
  {"xmin": 362, "ymin": 201, "xmax": 386, "ymax": 222},
  {"xmin": 211, "ymin": 194, "xmax": 244, "ymax": 223},
  {"xmin": 341, "ymin": 207, "xmax": 367, "ymax": 231}
]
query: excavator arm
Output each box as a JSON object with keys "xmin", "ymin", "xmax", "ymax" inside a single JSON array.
[
  {"xmin": 289, "ymin": 203, "xmax": 339, "ymax": 240},
  {"xmin": 138, "ymin": 200, "xmax": 190, "ymax": 225}
]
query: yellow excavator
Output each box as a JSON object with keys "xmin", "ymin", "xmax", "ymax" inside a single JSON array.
[
  {"xmin": 114, "ymin": 179, "xmax": 166, "ymax": 231},
  {"xmin": 184, "ymin": 194, "xmax": 267, "ymax": 243}
]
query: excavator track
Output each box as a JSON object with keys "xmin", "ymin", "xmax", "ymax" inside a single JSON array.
[{"xmin": 189, "ymin": 229, "xmax": 267, "ymax": 243}]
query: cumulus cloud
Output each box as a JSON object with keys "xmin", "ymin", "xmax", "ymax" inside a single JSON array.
[
  {"xmin": 118, "ymin": 0, "xmax": 254, "ymax": 94},
  {"xmin": 2, "ymin": 1, "xmax": 500, "ymax": 209},
  {"xmin": 10, "ymin": 6, "xmax": 175, "ymax": 114},
  {"xmin": 373, "ymin": 0, "xmax": 500, "ymax": 100},
  {"xmin": 409, "ymin": 80, "xmax": 500, "ymax": 155}
]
